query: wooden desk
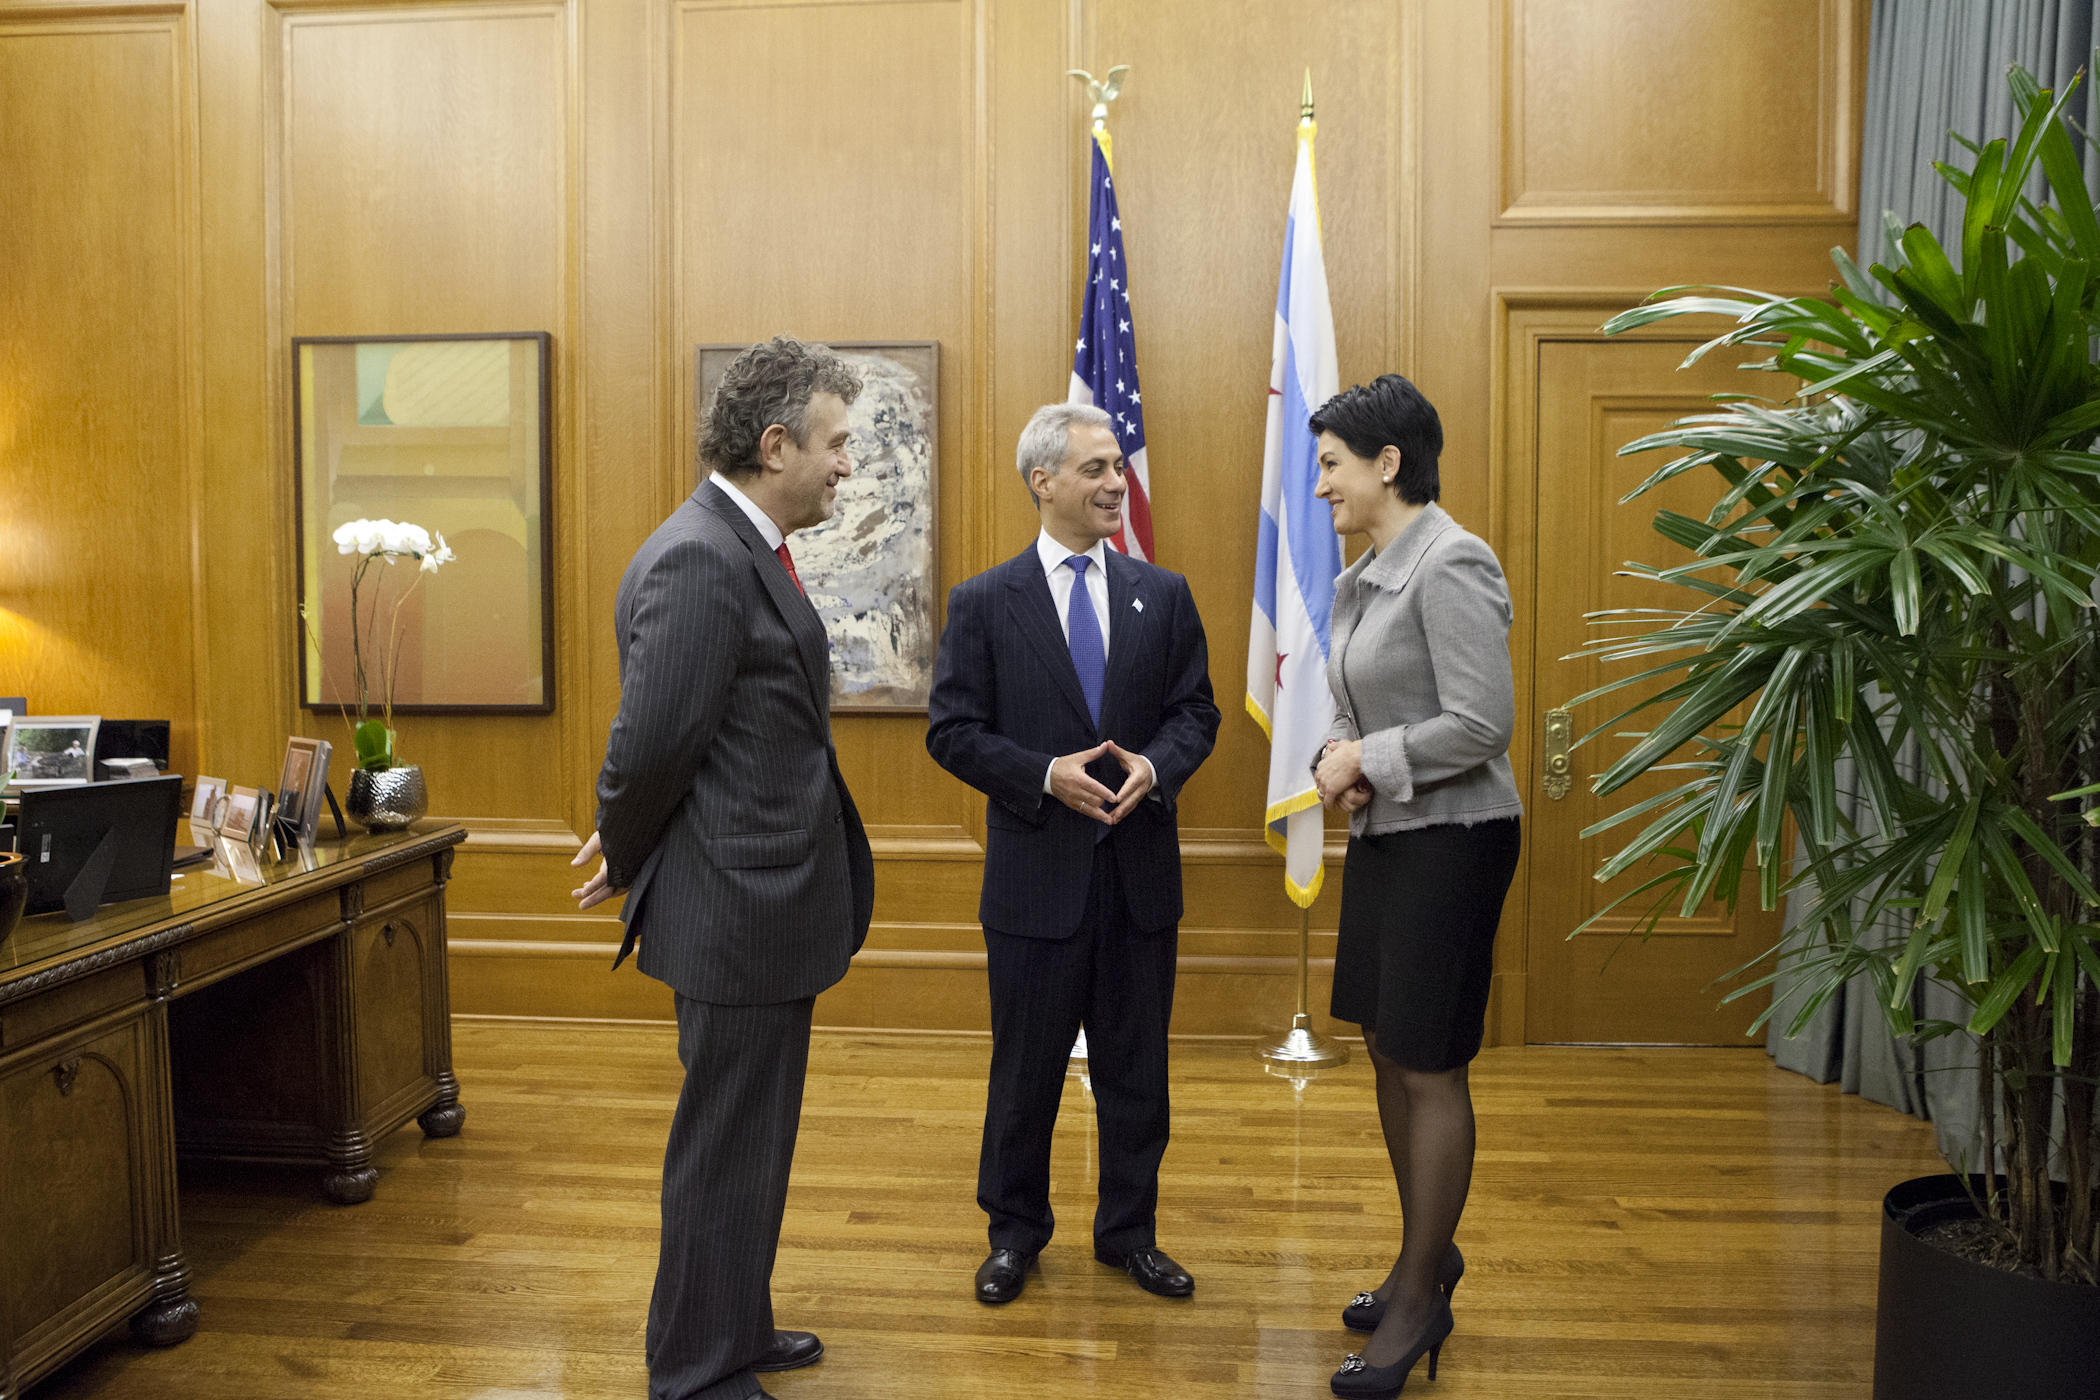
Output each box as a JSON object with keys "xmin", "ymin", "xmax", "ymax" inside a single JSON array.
[{"xmin": 0, "ymin": 823, "xmax": 466, "ymax": 1399}]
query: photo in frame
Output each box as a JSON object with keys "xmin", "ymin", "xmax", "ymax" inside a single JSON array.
[
  {"xmin": 275, "ymin": 737, "xmax": 332, "ymax": 846},
  {"xmin": 693, "ymin": 341, "xmax": 939, "ymax": 712},
  {"xmin": 7, "ymin": 716, "xmax": 100, "ymax": 788},
  {"xmin": 190, "ymin": 776, "xmax": 228, "ymax": 827},
  {"xmin": 294, "ymin": 332, "xmax": 554, "ymax": 714},
  {"xmin": 219, "ymin": 786, "xmax": 261, "ymax": 842}
]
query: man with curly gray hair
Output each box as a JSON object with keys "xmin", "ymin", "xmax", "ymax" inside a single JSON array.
[{"xmin": 573, "ymin": 334, "xmax": 877, "ymax": 1400}]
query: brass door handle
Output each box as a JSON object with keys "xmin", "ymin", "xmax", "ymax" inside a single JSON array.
[{"xmin": 1543, "ymin": 707, "xmax": 1573, "ymax": 800}]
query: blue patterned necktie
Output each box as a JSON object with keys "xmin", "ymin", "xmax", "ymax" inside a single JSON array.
[{"xmin": 1065, "ymin": 554, "xmax": 1106, "ymax": 727}]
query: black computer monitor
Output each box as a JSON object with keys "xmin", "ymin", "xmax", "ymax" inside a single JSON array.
[
  {"xmin": 17, "ymin": 775, "xmax": 184, "ymax": 921},
  {"xmin": 94, "ymin": 719, "xmax": 171, "ymax": 772}
]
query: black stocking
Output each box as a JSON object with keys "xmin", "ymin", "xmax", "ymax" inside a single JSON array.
[
  {"xmin": 1361, "ymin": 1031, "xmax": 1474, "ymax": 1367},
  {"xmin": 1368, "ymin": 1030, "xmax": 1414, "ymax": 1296}
]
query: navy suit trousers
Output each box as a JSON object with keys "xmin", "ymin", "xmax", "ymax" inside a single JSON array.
[{"xmin": 978, "ymin": 852, "xmax": 1178, "ymax": 1256}]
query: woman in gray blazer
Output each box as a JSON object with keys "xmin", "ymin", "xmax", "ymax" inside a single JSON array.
[{"xmin": 1308, "ymin": 374, "xmax": 1522, "ymax": 1400}]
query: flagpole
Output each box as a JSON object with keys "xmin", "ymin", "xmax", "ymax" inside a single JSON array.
[
  {"xmin": 1255, "ymin": 68, "xmax": 1348, "ymax": 1076},
  {"xmin": 1257, "ymin": 903, "xmax": 1350, "ymax": 1071},
  {"xmin": 1065, "ymin": 61, "xmax": 1136, "ymax": 1065}
]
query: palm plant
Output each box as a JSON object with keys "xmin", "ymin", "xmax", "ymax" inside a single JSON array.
[{"xmin": 1578, "ymin": 66, "xmax": 2100, "ymax": 1283}]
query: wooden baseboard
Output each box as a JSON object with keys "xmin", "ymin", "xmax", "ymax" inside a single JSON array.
[
  {"xmin": 446, "ymin": 939, "xmax": 1358, "ymax": 1038},
  {"xmin": 448, "ymin": 1013, "xmax": 1369, "ymax": 1045}
]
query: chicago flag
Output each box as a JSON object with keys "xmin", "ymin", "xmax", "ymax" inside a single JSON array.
[{"xmin": 1246, "ymin": 113, "xmax": 1341, "ymax": 906}]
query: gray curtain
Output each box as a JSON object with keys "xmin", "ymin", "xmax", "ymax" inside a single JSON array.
[{"xmin": 1767, "ymin": 0, "xmax": 2097, "ymax": 1165}]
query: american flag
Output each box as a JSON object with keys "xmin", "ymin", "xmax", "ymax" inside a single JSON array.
[{"xmin": 1067, "ymin": 133, "xmax": 1155, "ymax": 561}]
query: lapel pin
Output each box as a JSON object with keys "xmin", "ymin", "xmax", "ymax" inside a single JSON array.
[{"xmin": 1132, "ymin": 598, "xmax": 1144, "ymax": 612}]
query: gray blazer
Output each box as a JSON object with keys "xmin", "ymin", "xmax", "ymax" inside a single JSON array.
[
  {"xmin": 1326, "ymin": 501, "xmax": 1523, "ymax": 836},
  {"xmin": 595, "ymin": 481, "xmax": 876, "ymax": 1005}
]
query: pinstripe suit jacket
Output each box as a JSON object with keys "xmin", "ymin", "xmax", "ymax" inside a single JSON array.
[
  {"xmin": 926, "ymin": 544, "xmax": 1219, "ymax": 939},
  {"xmin": 595, "ymin": 480, "xmax": 875, "ymax": 1005}
]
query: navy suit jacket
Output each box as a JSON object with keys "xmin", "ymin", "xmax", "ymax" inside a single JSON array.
[{"xmin": 926, "ymin": 543, "xmax": 1219, "ymax": 939}]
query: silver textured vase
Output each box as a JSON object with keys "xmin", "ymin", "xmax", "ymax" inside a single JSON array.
[{"xmin": 345, "ymin": 765, "xmax": 428, "ymax": 832}]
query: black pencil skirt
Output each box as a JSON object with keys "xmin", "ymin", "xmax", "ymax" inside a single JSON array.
[{"xmin": 1329, "ymin": 818, "xmax": 1522, "ymax": 1072}]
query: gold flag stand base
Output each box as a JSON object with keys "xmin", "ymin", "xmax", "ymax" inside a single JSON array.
[{"xmin": 1255, "ymin": 904, "xmax": 1350, "ymax": 1073}]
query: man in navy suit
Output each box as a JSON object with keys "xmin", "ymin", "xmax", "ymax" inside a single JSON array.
[{"xmin": 926, "ymin": 402, "xmax": 1219, "ymax": 1305}]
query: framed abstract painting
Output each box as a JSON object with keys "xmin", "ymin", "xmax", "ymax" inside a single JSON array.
[{"xmin": 693, "ymin": 340, "xmax": 939, "ymax": 713}]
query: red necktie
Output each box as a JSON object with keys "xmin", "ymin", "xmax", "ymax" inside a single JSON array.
[{"xmin": 775, "ymin": 542, "xmax": 805, "ymax": 596}]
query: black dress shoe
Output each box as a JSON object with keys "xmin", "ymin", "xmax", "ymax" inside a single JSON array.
[
  {"xmin": 974, "ymin": 1248, "xmax": 1036, "ymax": 1304},
  {"xmin": 1094, "ymin": 1243, "xmax": 1194, "ymax": 1297},
  {"xmin": 751, "ymin": 1329, "xmax": 823, "ymax": 1372}
]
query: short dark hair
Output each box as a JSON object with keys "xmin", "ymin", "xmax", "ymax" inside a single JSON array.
[
  {"xmin": 1308, "ymin": 373, "xmax": 1442, "ymax": 505},
  {"xmin": 700, "ymin": 336, "xmax": 863, "ymax": 478}
]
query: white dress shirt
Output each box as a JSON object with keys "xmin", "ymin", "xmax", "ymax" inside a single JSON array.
[
  {"xmin": 1037, "ymin": 530, "xmax": 1113, "ymax": 652},
  {"xmin": 711, "ymin": 472, "xmax": 784, "ymax": 550},
  {"xmin": 1035, "ymin": 529, "xmax": 1155, "ymax": 797}
]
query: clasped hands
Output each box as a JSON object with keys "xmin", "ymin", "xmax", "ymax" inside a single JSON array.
[
  {"xmin": 1049, "ymin": 739, "xmax": 1154, "ymax": 826},
  {"xmin": 1314, "ymin": 739, "xmax": 1373, "ymax": 813}
]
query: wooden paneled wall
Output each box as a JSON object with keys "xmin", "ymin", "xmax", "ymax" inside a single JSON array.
[{"xmin": 1, "ymin": 0, "xmax": 1864, "ymax": 1040}]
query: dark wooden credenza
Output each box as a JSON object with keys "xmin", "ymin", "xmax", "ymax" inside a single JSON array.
[{"xmin": 0, "ymin": 822, "xmax": 467, "ymax": 1399}]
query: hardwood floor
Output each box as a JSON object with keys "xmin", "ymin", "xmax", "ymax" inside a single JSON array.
[{"xmin": 33, "ymin": 1025, "xmax": 1945, "ymax": 1399}]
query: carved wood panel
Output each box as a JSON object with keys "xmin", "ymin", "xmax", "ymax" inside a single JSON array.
[
  {"xmin": 0, "ymin": 9, "xmax": 203, "ymax": 776},
  {"xmin": 1498, "ymin": 0, "xmax": 1863, "ymax": 225},
  {"xmin": 348, "ymin": 898, "xmax": 435, "ymax": 1114},
  {"xmin": 0, "ymin": 1016, "xmax": 155, "ymax": 1356}
]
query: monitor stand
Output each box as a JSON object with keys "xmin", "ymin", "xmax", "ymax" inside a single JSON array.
[{"xmin": 64, "ymin": 825, "xmax": 122, "ymax": 923}]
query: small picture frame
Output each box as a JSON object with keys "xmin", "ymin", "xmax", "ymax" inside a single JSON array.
[
  {"xmin": 220, "ymin": 786, "xmax": 262, "ymax": 842},
  {"xmin": 7, "ymin": 715, "xmax": 101, "ymax": 789},
  {"xmin": 249, "ymin": 788, "xmax": 276, "ymax": 855},
  {"xmin": 191, "ymin": 776, "xmax": 228, "ymax": 827},
  {"xmin": 0, "ymin": 709, "xmax": 13, "ymax": 784},
  {"xmin": 276, "ymin": 738, "xmax": 328, "ymax": 837}
]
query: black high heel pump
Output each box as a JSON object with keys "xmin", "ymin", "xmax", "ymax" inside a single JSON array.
[
  {"xmin": 1341, "ymin": 1243, "xmax": 1463, "ymax": 1332},
  {"xmin": 1330, "ymin": 1299, "xmax": 1453, "ymax": 1399}
]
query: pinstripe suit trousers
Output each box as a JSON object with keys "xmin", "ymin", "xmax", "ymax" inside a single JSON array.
[{"xmin": 646, "ymin": 993, "xmax": 815, "ymax": 1400}]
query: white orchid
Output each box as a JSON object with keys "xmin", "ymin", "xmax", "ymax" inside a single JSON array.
[
  {"xmin": 419, "ymin": 532, "xmax": 455, "ymax": 574},
  {"xmin": 334, "ymin": 517, "xmax": 447, "ymax": 568},
  {"xmin": 322, "ymin": 518, "xmax": 458, "ymax": 771}
]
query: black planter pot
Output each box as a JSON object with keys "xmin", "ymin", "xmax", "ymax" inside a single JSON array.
[{"xmin": 1874, "ymin": 1173, "xmax": 2100, "ymax": 1399}]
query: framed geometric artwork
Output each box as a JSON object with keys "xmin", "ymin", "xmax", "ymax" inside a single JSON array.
[
  {"xmin": 694, "ymin": 340, "xmax": 939, "ymax": 713},
  {"xmin": 293, "ymin": 332, "xmax": 554, "ymax": 714}
]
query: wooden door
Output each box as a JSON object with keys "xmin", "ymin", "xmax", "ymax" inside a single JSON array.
[{"xmin": 1523, "ymin": 337, "xmax": 1783, "ymax": 1044}]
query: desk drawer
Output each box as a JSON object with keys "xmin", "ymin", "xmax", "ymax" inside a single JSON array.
[
  {"xmin": 0, "ymin": 964, "xmax": 142, "ymax": 1050},
  {"xmin": 358, "ymin": 855, "xmax": 440, "ymax": 915},
  {"xmin": 176, "ymin": 891, "xmax": 343, "ymax": 994}
]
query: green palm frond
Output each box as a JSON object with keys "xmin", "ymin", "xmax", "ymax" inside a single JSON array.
[{"xmin": 1584, "ymin": 63, "xmax": 2100, "ymax": 1280}]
